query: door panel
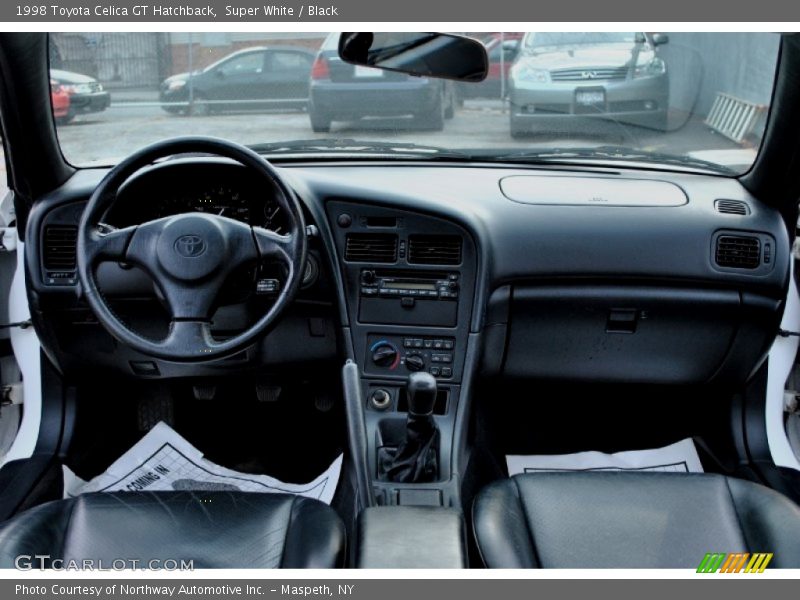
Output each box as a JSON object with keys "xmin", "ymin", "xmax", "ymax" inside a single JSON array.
[
  {"xmin": 264, "ymin": 50, "xmax": 313, "ymax": 104},
  {"xmin": 202, "ymin": 50, "xmax": 269, "ymax": 104}
]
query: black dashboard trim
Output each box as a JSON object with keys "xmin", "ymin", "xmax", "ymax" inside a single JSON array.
[{"xmin": 22, "ymin": 159, "xmax": 791, "ymax": 383}]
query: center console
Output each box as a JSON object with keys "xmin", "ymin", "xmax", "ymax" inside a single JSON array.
[
  {"xmin": 356, "ymin": 506, "xmax": 468, "ymax": 568},
  {"xmin": 327, "ymin": 199, "xmax": 477, "ymax": 508}
]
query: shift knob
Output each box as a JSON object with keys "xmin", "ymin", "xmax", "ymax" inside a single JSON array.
[{"xmin": 406, "ymin": 371, "xmax": 437, "ymax": 416}]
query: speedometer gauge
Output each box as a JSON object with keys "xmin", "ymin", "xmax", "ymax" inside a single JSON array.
[
  {"xmin": 147, "ymin": 180, "xmax": 286, "ymax": 231},
  {"xmin": 263, "ymin": 199, "xmax": 285, "ymax": 233},
  {"xmin": 195, "ymin": 186, "xmax": 251, "ymax": 221}
]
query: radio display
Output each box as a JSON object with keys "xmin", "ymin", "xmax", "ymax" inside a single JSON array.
[{"xmin": 383, "ymin": 281, "xmax": 437, "ymax": 291}]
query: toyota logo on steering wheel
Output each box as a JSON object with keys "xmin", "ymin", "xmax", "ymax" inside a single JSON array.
[{"xmin": 174, "ymin": 234, "xmax": 207, "ymax": 258}]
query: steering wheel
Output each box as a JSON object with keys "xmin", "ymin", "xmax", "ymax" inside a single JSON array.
[{"xmin": 77, "ymin": 137, "xmax": 307, "ymax": 362}]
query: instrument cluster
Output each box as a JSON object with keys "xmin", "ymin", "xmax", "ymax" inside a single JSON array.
[{"xmin": 108, "ymin": 165, "xmax": 287, "ymax": 232}]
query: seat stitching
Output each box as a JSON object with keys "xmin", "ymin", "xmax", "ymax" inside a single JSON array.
[
  {"xmin": 278, "ymin": 496, "xmax": 296, "ymax": 568},
  {"xmin": 338, "ymin": 503, "xmax": 347, "ymax": 569},
  {"xmin": 470, "ymin": 489, "xmax": 489, "ymax": 568},
  {"xmin": 723, "ymin": 476, "xmax": 751, "ymax": 551},
  {"xmin": 512, "ymin": 477, "xmax": 542, "ymax": 568},
  {"xmin": 59, "ymin": 497, "xmax": 79, "ymax": 561}
]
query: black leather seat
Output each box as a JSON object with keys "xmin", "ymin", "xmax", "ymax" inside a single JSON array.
[
  {"xmin": 473, "ymin": 472, "xmax": 800, "ymax": 568},
  {"xmin": 0, "ymin": 492, "xmax": 345, "ymax": 569}
]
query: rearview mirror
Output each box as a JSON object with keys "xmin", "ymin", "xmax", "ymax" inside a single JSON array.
[{"xmin": 338, "ymin": 32, "xmax": 489, "ymax": 82}]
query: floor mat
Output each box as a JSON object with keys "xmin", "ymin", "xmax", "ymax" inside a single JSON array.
[
  {"xmin": 63, "ymin": 421, "xmax": 342, "ymax": 504},
  {"xmin": 506, "ymin": 438, "xmax": 703, "ymax": 475}
]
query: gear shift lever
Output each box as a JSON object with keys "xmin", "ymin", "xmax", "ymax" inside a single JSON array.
[
  {"xmin": 382, "ymin": 372, "xmax": 439, "ymax": 483},
  {"xmin": 407, "ymin": 371, "xmax": 437, "ymax": 417}
]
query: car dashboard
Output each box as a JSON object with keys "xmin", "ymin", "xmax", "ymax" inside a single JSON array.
[{"xmin": 24, "ymin": 159, "xmax": 789, "ymax": 391}]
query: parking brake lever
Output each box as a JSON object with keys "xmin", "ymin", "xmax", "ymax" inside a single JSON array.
[{"xmin": 342, "ymin": 360, "xmax": 376, "ymax": 508}]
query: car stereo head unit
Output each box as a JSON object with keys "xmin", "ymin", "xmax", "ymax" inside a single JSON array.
[
  {"xmin": 360, "ymin": 270, "xmax": 459, "ymax": 300},
  {"xmin": 358, "ymin": 270, "xmax": 460, "ymax": 327}
]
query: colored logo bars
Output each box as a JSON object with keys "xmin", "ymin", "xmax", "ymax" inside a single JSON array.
[{"xmin": 697, "ymin": 553, "xmax": 773, "ymax": 573}]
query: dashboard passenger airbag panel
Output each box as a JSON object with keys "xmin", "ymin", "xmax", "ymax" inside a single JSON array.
[{"xmin": 500, "ymin": 175, "xmax": 688, "ymax": 207}]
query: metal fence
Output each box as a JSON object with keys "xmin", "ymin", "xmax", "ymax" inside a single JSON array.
[{"xmin": 49, "ymin": 32, "xmax": 170, "ymax": 89}]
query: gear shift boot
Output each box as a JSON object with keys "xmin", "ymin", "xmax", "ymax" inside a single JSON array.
[{"xmin": 378, "ymin": 372, "xmax": 440, "ymax": 483}]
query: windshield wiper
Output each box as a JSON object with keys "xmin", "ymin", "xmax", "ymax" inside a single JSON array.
[
  {"xmin": 484, "ymin": 146, "xmax": 737, "ymax": 175},
  {"xmin": 248, "ymin": 139, "xmax": 470, "ymax": 160}
]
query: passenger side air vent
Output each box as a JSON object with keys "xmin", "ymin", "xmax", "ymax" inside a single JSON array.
[
  {"xmin": 42, "ymin": 225, "xmax": 78, "ymax": 285},
  {"xmin": 714, "ymin": 199, "xmax": 750, "ymax": 216},
  {"xmin": 408, "ymin": 235, "xmax": 463, "ymax": 266},
  {"xmin": 345, "ymin": 233, "xmax": 398, "ymax": 263},
  {"xmin": 715, "ymin": 235, "xmax": 761, "ymax": 269}
]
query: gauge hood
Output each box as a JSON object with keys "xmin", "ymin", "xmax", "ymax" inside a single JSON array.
[{"xmin": 521, "ymin": 43, "xmax": 655, "ymax": 70}]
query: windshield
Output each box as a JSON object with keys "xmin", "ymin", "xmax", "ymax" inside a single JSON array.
[{"xmin": 51, "ymin": 32, "xmax": 781, "ymax": 174}]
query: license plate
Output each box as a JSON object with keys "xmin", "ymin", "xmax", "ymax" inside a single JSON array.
[
  {"xmin": 354, "ymin": 65, "xmax": 383, "ymax": 78},
  {"xmin": 576, "ymin": 90, "xmax": 605, "ymax": 105}
]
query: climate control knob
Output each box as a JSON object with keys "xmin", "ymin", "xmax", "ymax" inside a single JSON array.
[
  {"xmin": 405, "ymin": 354, "xmax": 426, "ymax": 372},
  {"xmin": 371, "ymin": 342, "xmax": 398, "ymax": 368}
]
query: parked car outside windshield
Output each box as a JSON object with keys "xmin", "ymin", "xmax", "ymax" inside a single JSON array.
[
  {"xmin": 508, "ymin": 32, "xmax": 669, "ymax": 137},
  {"xmin": 51, "ymin": 32, "xmax": 781, "ymax": 174},
  {"xmin": 50, "ymin": 79, "xmax": 71, "ymax": 123},
  {"xmin": 159, "ymin": 46, "xmax": 314, "ymax": 115},
  {"xmin": 308, "ymin": 32, "xmax": 457, "ymax": 132},
  {"xmin": 49, "ymin": 68, "xmax": 110, "ymax": 122}
]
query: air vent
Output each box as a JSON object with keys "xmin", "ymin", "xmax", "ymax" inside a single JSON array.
[
  {"xmin": 715, "ymin": 235, "xmax": 761, "ymax": 269},
  {"xmin": 408, "ymin": 235, "xmax": 463, "ymax": 266},
  {"xmin": 345, "ymin": 233, "xmax": 398, "ymax": 263},
  {"xmin": 43, "ymin": 225, "xmax": 77, "ymax": 271},
  {"xmin": 715, "ymin": 199, "xmax": 750, "ymax": 216}
]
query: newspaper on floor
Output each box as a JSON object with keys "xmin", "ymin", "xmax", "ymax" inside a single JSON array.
[
  {"xmin": 506, "ymin": 438, "xmax": 703, "ymax": 476},
  {"xmin": 63, "ymin": 421, "xmax": 342, "ymax": 505}
]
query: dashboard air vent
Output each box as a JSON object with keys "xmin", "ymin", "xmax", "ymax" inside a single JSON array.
[
  {"xmin": 715, "ymin": 199, "xmax": 750, "ymax": 216},
  {"xmin": 408, "ymin": 235, "xmax": 463, "ymax": 266},
  {"xmin": 43, "ymin": 225, "xmax": 78, "ymax": 271},
  {"xmin": 715, "ymin": 235, "xmax": 760, "ymax": 269},
  {"xmin": 345, "ymin": 233, "xmax": 398, "ymax": 263}
]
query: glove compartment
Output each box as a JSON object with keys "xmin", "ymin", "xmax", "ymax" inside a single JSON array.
[{"xmin": 497, "ymin": 285, "xmax": 778, "ymax": 385}]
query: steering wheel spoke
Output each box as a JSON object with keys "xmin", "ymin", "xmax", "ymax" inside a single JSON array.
[
  {"xmin": 161, "ymin": 280, "xmax": 219, "ymax": 321},
  {"xmin": 84, "ymin": 224, "xmax": 137, "ymax": 263},
  {"xmin": 253, "ymin": 226, "xmax": 295, "ymax": 265},
  {"xmin": 164, "ymin": 320, "xmax": 217, "ymax": 357}
]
